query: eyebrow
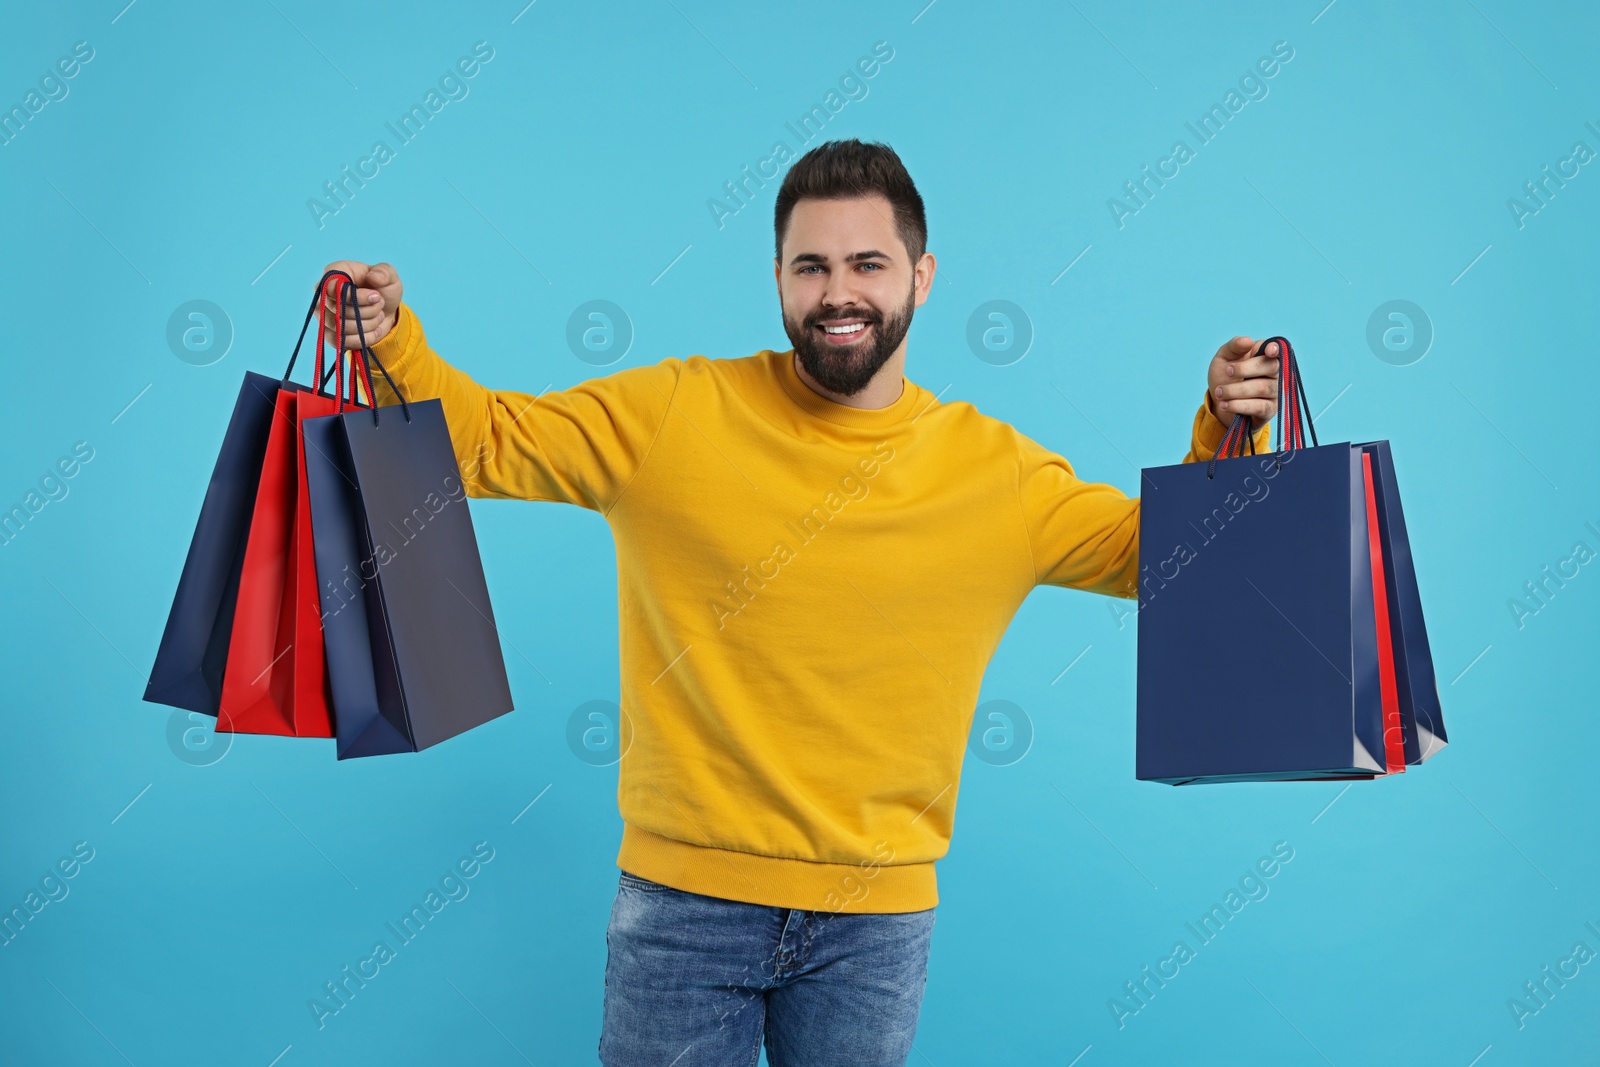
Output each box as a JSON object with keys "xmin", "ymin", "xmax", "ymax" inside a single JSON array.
[{"xmin": 787, "ymin": 249, "xmax": 892, "ymax": 267}]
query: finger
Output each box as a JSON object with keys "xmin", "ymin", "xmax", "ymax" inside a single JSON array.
[
  {"xmin": 345, "ymin": 311, "xmax": 387, "ymax": 346},
  {"xmin": 1215, "ymin": 378, "xmax": 1279, "ymax": 402},
  {"xmin": 1217, "ymin": 336, "xmax": 1256, "ymax": 362},
  {"xmin": 1224, "ymin": 354, "xmax": 1281, "ymax": 379},
  {"xmin": 317, "ymin": 288, "xmax": 376, "ymax": 331},
  {"xmin": 316, "ymin": 265, "xmax": 388, "ymax": 312},
  {"xmin": 368, "ymin": 263, "xmax": 403, "ymax": 303},
  {"xmin": 321, "ymin": 260, "xmax": 368, "ymax": 287},
  {"xmin": 325, "ymin": 304, "xmax": 386, "ymax": 346},
  {"xmin": 343, "ymin": 300, "xmax": 386, "ymax": 326},
  {"xmin": 319, "ymin": 286, "xmax": 383, "ymax": 319},
  {"xmin": 1217, "ymin": 397, "xmax": 1274, "ymax": 421},
  {"xmin": 317, "ymin": 279, "xmax": 370, "ymax": 313},
  {"xmin": 329, "ymin": 286, "xmax": 385, "ymax": 312}
]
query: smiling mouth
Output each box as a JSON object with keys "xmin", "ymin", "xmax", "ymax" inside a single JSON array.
[{"xmin": 815, "ymin": 320, "xmax": 872, "ymax": 343}]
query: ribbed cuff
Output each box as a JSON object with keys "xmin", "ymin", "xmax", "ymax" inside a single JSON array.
[{"xmin": 364, "ymin": 302, "xmax": 419, "ymax": 403}]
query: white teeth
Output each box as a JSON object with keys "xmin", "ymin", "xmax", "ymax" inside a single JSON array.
[{"xmin": 823, "ymin": 322, "xmax": 866, "ymax": 335}]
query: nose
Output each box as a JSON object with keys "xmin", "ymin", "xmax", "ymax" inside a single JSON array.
[{"xmin": 820, "ymin": 270, "xmax": 865, "ymax": 315}]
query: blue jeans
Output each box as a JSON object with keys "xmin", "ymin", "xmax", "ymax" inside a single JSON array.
[{"xmin": 599, "ymin": 869, "xmax": 937, "ymax": 1066}]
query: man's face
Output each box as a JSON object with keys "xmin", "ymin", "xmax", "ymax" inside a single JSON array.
[{"xmin": 776, "ymin": 195, "xmax": 930, "ymax": 397}]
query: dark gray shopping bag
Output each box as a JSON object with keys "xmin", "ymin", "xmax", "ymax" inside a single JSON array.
[{"xmin": 301, "ymin": 338, "xmax": 514, "ymax": 758}]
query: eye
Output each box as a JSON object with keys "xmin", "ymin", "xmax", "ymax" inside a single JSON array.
[{"xmin": 859, "ymin": 262, "xmax": 882, "ymax": 272}]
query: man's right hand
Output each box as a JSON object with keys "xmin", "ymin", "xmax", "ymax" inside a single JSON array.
[{"xmin": 321, "ymin": 260, "xmax": 404, "ymax": 348}]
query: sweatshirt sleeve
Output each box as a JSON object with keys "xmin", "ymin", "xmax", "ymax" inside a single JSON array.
[
  {"xmin": 360, "ymin": 302, "xmax": 681, "ymax": 514},
  {"xmin": 1019, "ymin": 390, "xmax": 1271, "ymax": 596}
]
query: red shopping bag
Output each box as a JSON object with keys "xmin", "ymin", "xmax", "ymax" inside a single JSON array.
[
  {"xmin": 1361, "ymin": 450, "xmax": 1407, "ymax": 776},
  {"xmin": 217, "ymin": 275, "xmax": 357, "ymax": 736}
]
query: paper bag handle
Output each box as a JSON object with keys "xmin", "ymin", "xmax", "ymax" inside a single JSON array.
[
  {"xmin": 283, "ymin": 268, "xmax": 356, "ymax": 388},
  {"xmin": 1206, "ymin": 335, "xmax": 1319, "ymax": 479},
  {"xmin": 343, "ymin": 291, "xmax": 411, "ymax": 427}
]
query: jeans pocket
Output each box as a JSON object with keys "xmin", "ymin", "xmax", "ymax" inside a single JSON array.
[{"xmin": 618, "ymin": 869, "xmax": 672, "ymax": 893}]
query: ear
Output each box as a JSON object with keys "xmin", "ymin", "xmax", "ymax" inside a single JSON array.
[{"xmin": 912, "ymin": 252, "xmax": 937, "ymax": 309}]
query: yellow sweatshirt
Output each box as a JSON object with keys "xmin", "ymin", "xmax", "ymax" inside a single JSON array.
[{"xmin": 364, "ymin": 303, "xmax": 1269, "ymax": 913}]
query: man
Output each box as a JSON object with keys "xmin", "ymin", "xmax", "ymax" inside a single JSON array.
[{"xmin": 324, "ymin": 138, "xmax": 1278, "ymax": 1066}]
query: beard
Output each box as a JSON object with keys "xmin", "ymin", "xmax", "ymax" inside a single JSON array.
[{"xmin": 782, "ymin": 283, "xmax": 916, "ymax": 397}]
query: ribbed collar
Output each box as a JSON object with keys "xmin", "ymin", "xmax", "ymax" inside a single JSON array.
[{"xmin": 771, "ymin": 348, "xmax": 927, "ymax": 429}]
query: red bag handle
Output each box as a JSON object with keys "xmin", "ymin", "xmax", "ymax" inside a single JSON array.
[
  {"xmin": 284, "ymin": 269, "xmax": 354, "ymax": 387},
  {"xmin": 318, "ymin": 276, "xmax": 374, "ymax": 413},
  {"xmin": 294, "ymin": 271, "xmax": 384, "ymax": 414},
  {"xmin": 279, "ymin": 267, "xmax": 375, "ymax": 416}
]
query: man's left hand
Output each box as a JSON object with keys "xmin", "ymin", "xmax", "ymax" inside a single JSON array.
[{"xmin": 1208, "ymin": 337, "xmax": 1282, "ymax": 429}]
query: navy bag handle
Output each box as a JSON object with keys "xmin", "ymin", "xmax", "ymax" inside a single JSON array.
[
  {"xmin": 283, "ymin": 268, "xmax": 357, "ymax": 389},
  {"xmin": 345, "ymin": 289, "xmax": 412, "ymax": 427},
  {"xmin": 1206, "ymin": 335, "xmax": 1320, "ymax": 480}
]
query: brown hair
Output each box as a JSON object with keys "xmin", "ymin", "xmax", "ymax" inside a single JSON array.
[{"xmin": 773, "ymin": 139, "xmax": 927, "ymax": 264}]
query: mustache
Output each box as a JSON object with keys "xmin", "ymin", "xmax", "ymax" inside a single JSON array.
[{"xmin": 807, "ymin": 308, "xmax": 881, "ymax": 327}]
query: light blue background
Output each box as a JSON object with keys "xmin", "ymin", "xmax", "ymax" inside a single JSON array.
[{"xmin": 2, "ymin": 1, "xmax": 1597, "ymax": 1063}]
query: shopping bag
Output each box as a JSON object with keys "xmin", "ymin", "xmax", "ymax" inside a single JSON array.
[
  {"xmin": 302, "ymin": 327, "xmax": 515, "ymax": 758},
  {"xmin": 143, "ymin": 371, "xmax": 286, "ymax": 715},
  {"xmin": 1135, "ymin": 337, "xmax": 1406, "ymax": 785},
  {"xmin": 143, "ymin": 273, "xmax": 347, "ymax": 715},
  {"xmin": 1358, "ymin": 448, "xmax": 1407, "ymax": 776},
  {"xmin": 216, "ymin": 274, "xmax": 353, "ymax": 736},
  {"xmin": 1357, "ymin": 440, "xmax": 1448, "ymax": 764}
]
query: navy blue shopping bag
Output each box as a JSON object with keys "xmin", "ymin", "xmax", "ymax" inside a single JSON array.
[
  {"xmin": 143, "ymin": 273, "xmax": 351, "ymax": 715},
  {"xmin": 143, "ymin": 373, "xmax": 282, "ymax": 714},
  {"xmin": 1357, "ymin": 440, "xmax": 1448, "ymax": 765},
  {"xmin": 1135, "ymin": 337, "xmax": 1392, "ymax": 785},
  {"xmin": 301, "ymin": 335, "xmax": 514, "ymax": 758}
]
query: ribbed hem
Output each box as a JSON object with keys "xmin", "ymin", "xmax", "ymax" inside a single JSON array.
[{"xmin": 616, "ymin": 822, "xmax": 939, "ymax": 914}]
